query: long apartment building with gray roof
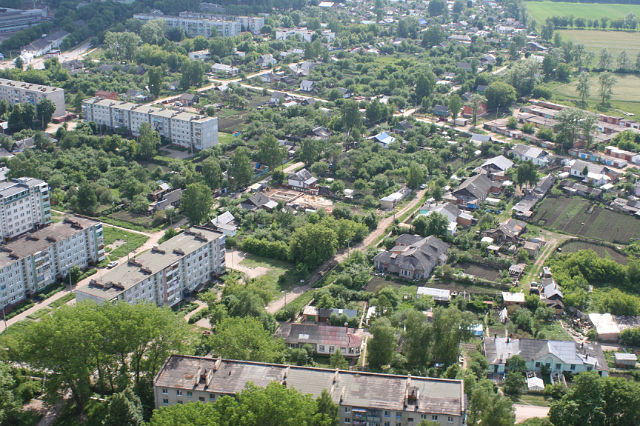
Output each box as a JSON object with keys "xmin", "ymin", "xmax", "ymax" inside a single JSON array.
[{"xmin": 154, "ymin": 355, "xmax": 467, "ymax": 426}]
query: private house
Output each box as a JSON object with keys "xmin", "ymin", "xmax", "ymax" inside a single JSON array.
[
  {"xmin": 368, "ymin": 131, "xmax": 396, "ymax": 148},
  {"xmin": 484, "ymin": 337, "xmax": 608, "ymax": 376},
  {"xmin": 279, "ymin": 323, "xmax": 362, "ymax": 358},
  {"xmin": 302, "ymin": 306, "xmax": 359, "ymax": 323},
  {"xmin": 526, "ymin": 41, "xmax": 548, "ymax": 52},
  {"xmin": 288, "ymin": 168, "xmax": 318, "ymax": 191},
  {"xmin": 177, "ymin": 93, "xmax": 198, "ymax": 107},
  {"xmin": 240, "ymin": 192, "xmax": 278, "ymax": 212},
  {"xmin": 469, "ymin": 134, "xmax": 491, "ymax": 146},
  {"xmin": 417, "ymin": 202, "xmax": 464, "ymax": 235},
  {"xmin": 502, "ymin": 292, "xmax": 526, "ymax": 306},
  {"xmin": 433, "ymin": 104, "xmax": 450, "ymax": 118},
  {"xmin": 393, "ymin": 120, "xmax": 413, "ymax": 135},
  {"xmin": 151, "ymin": 189, "xmax": 183, "ymax": 212},
  {"xmin": 373, "ymin": 234, "xmax": 449, "ymax": 280},
  {"xmin": 568, "ymin": 160, "xmax": 613, "ymax": 185},
  {"xmin": 588, "ymin": 313, "xmax": 620, "ymax": 342},
  {"xmin": 299, "ymin": 80, "xmax": 314, "ymax": 92},
  {"xmin": 257, "ymin": 53, "xmax": 276, "ymax": 68},
  {"xmin": 380, "ymin": 187, "xmax": 411, "ymax": 210},
  {"xmin": 452, "ymin": 174, "xmax": 494, "ymax": 209},
  {"xmin": 614, "ymin": 353, "xmax": 637, "ymax": 368},
  {"xmin": 540, "ymin": 277, "xmax": 564, "ymax": 313},
  {"xmin": 153, "ymin": 355, "xmax": 467, "ymax": 425},
  {"xmin": 511, "ymin": 144, "xmax": 552, "ymax": 167},
  {"xmin": 462, "ymin": 103, "xmax": 487, "ymax": 118},
  {"xmin": 210, "ymin": 211, "xmax": 237, "ymax": 236},
  {"xmin": 211, "ymin": 63, "xmax": 238, "ymax": 76},
  {"xmin": 476, "ymin": 155, "xmax": 513, "ymax": 179},
  {"xmin": 483, "ymin": 219, "xmax": 527, "ymax": 244}
]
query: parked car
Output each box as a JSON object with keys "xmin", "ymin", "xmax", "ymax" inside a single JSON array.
[{"xmin": 107, "ymin": 261, "xmax": 119, "ymax": 269}]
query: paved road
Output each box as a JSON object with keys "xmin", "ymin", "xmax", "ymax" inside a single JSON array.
[{"xmin": 265, "ymin": 189, "xmax": 427, "ymax": 314}]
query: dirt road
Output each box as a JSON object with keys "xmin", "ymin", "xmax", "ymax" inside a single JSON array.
[{"xmin": 265, "ymin": 189, "xmax": 427, "ymax": 314}]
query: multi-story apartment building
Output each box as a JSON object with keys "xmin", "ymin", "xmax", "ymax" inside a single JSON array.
[
  {"xmin": 133, "ymin": 11, "xmax": 241, "ymax": 38},
  {"xmin": 0, "ymin": 216, "xmax": 104, "ymax": 310},
  {"xmin": 0, "ymin": 78, "xmax": 65, "ymax": 117},
  {"xmin": 0, "ymin": 8, "xmax": 46, "ymax": 33},
  {"xmin": 75, "ymin": 227, "xmax": 225, "ymax": 307},
  {"xmin": 154, "ymin": 355, "xmax": 467, "ymax": 426},
  {"xmin": 0, "ymin": 177, "xmax": 51, "ymax": 241},
  {"xmin": 235, "ymin": 16, "xmax": 264, "ymax": 34},
  {"xmin": 81, "ymin": 98, "xmax": 218, "ymax": 151},
  {"xmin": 275, "ymin": 28, "xmax": 336, "ymax": 43}
]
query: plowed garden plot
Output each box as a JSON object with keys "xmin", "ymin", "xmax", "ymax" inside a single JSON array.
[{"xmin": 532, "ymin": 196, "xmax": 640, "ymax": 244}]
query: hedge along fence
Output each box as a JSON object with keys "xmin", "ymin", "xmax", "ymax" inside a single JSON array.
[
  {"xmin": 240, "ymin": 237, "xmax": 289, "ymax": 262},
  {"xmin": 556, "ymin": 237, "xmax": 628, "ymax": 255}
]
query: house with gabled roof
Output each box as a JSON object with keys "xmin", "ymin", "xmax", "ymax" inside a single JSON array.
[
  {"xmin": 452, "ymin": 173, "xmax": 494, "ymax": 209},
  {"xmin": 484, "ymin": 336, "xmax": 608, "ymax": 376},
  {"xmin": 240, "ymin": 192, "xmax": 278, "ymax": 211},
  {"xmin": 288, "ymin": 168, "xmax": 317, "ymax": 191},
  {"xmin": 373, "ymin": 234, "xmax": 449, "ymax": 280},
  {"xmin": 278, "ymin": 323, "xmax": 362, "ymax": 358}
]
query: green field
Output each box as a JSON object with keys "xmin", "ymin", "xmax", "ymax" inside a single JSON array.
[
  {"xmin": 549, "ymin": 72, "xmax": 640, "ymax": 117},
  {"xmin": 561, "ymin": 240, "xmax": 629, "ymax": 264},
  {"xmin": 102, "ymin": 227, "xmax": 149, "ymax": 261},
  {"xmin": 532, "ymin": 196, "xmax": 640, "ymax": 244},
  {"xmin": 526, "ymin": 1, "xmax": 640, "ymax": 23},
  {"xmin": 557, "ymin": 29, "xmax": 640, "ymax": 56}
]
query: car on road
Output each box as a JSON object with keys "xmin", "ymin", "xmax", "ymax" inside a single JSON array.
[{"xmin": 107, "ymin": 261, "xmax": 119, "ymax": 269}]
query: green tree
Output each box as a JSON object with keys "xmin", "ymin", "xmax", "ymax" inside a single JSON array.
[
  {"xmin": 148, "ymin": 66, "xmax": 163, "ymax": 99},
  {"xmin": 341, "ymin": 100, "xmax": 361, "ymax": 136},
  {"xmin": 415, "ymin": 71, "xmax": 436, "ymax": 103},
  {"xmin": 577, "ymin": 72, "xmax": 590, "ymax": 106},
  {"xmin": 140, "ymin": 20, "xmax": 166, "ymax": 45},
  {"xmin": 181, "ymin": 182, "xmax": 212, "ymax": 225},
  {"xmin": 289, "ymin": 223, "xmax": 338, "ymax": 269},
  {"xmin": 367, "ymin": 317, "xmax": 397, "ymax": 370},
  {"xmin": 403, "ymin": 310, "xmax": 432, "ymax": 369},
  {"xmin": 138, "ymin": 122, "xmax": 159, "ymax": 160},
  {"xmin": 201, "ymin": 157, "xmax": 222, "ymax": 190},
  {"xmin": 407, "ymin": 162, "xmax": 425, "ymax": 189},
  {"xmin": 467, "ymin": 379, "xmax": 515, "ymax": 425},
  {"xmin": 516, "ymin": 161, "xmax": 537, "ymax": 189},
  {"xmin": 330, "ymin": 349, "xmax": 348, "ymax": 369},
  {"xmin": 229, "ymin": 147, "xmax": 253, "ymax": 189},
  {"xmin": 468, "ymin": 94, "xmax": 486, "ymax": 127},
  {"xmin": 36, "ymin": 98, "xmax": 56, "ymax": 129},
  {"xmin": 428, "ymin": 0, "xmax": 447, "ymax": 16},
  {"xmin": 14, "ymin": 56, "xmax": 23, "ymax": 70},
  {"xmin": 598, "ymin": 72, "xmax": 616, "ymax": 106},
  {"xmin": 0, "ymin": 363, "xmax": 21, "ymax": 425},
  {"xmin": 485, "ymin": 82, "xmax": 517, "ymax": 112},
  {"xmin": 103, "ymin": 387, "xmax": 144, "ymax": 426},
  {"xmin": 207, "ymin": 317, "xmax": 286, "ymax": 363},
  {"xmin": 598, "ymin": 48, "xmax": 612, "ymax": 70},
  {"xmin": 449, "ymin": 94, "xmax": 462, "ymax": 123},
  {"xmin": 257, "ymin": 134, "xmax": 286, "ymax": 171},
  {"xmin": 76, "ymin": 182, "xmax": 98, "ymax": 214},
  {"xmin": 104, "ymin": 31, "xmax": 141, "ymax": 60},
  {"xmin": 298, "ymin": 138, "xmax": 323, "ymax": 167},
  {"xmin": 505, "ymin": 355, "xmax": 527, "ymax": 374},
  {"xmin": 7, "ymin": 104, "xmax": 23, "ymax": 133}
]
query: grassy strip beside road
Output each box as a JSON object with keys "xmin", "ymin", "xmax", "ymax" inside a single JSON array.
[
  {"xmin": 103, "ymin": 227, "xmax": 150, "ymax": 260},
  {"xmin": 49, "ymin": 293, "xmax": 75, "ymax": 309}
]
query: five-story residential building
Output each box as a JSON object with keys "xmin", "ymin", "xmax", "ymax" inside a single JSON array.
[
  {"xmin": 75, "ymin": 227, "xmax": 225, "ymax": 307},
  {"xmin": 0, "ymin": 216, "xmax": 104, "ymax": 310},
  {"xmin": 0, "ymin": 177, "xmax": 51, "ymax": 241},
  {"xmin": 82, "ymin": 98, "xmax": 218, "ymax": 151},
  {"xmin": 0, "ymin": 78, "xmax": 66, "ymax": 117}
]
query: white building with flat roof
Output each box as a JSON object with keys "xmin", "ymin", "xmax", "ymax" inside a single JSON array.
[
  {"xmin": 134, "ymin": 11, "xmax": 242, "ymax": 38},
  {"xmin": 0, "ymin": 78, "xmax": 66, "ymax": 117},
  {"xmin": 75, "ymin": 227, "xmax": 225, "ymax": 307},
  {"xmin": 0, "ymin": 216, "xmax": 104, "ymax": 310},
  {"xmin": 0, "ymin": 177, "xmax": 51, "ymax": 241},
  {"xmin": 82, "ymin": 98, "xmax": 218, "ymax": 150}
]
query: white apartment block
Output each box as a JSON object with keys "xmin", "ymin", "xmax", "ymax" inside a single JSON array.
[
  {"xmin": 0, "ymin": 216, "xmax": 104, "ymax": 310},
  {"xmin": 154, "ymin": 356, "xmax": 467, "ymax": 426},
  {"xmin": 0, "ymin": 78, "xmax": 66, "ymax": 117},
  {"xmin": 82, "ymin": 98, "xmax": 218, "ymax": 151},
  {"xmin": 275, "ymin": 28, "xmax": 336, "ymax": 43},
  {"xmin": 76, "ymin": 227, "xmax": 225, "ymax": 307},
  {"xmin": 0, "ymin": 177, "xmax": 51, "ymax": 241},
  {"xmin": 236, "ymin": 16, "xmax": 265, "ymax": 34},
  {"xmin": 134, "ymin": 11, "xmax": 241, "ymax": 38}
]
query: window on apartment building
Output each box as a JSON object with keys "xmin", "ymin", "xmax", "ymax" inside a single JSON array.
[
  {"xmin": 432, "ymin": 415, "xmax": 438, "ymax": 420},
  {"xmin": 176, "ymin": 390, "xmax": 182, "ymax": 396},
  {"xmin": 384, "ymin": 410, "xmax": 390, "ymax": 417},
  {"xmin": 344, "ymin": 407, "xmax": 350, "ymax": 413},
  {"xmin": 329, "ymin": 346, "xmax": 335, "ymax": 353},
  {"xmin": 396, "ymin": 413, "xmax": 402, "ymax": 419},
  {"xmin": 448, "ymin": 416, "xmax": 454, "ymax": 423},
  {"xmin": 187, "ymin": 391, "xmax": 192, "ymax": 398},
  {"xmin": 408, "ymin": 418, "xmax": 414, "ymax": 423},
  {"xmin": 318, "ymin": 345, "xmax": 325, "ymax": 352},
  {"xmin": 535, "ymin": 362, "xmax": 540, "ymax": 367},
  {"xmin": 344, "ymin": 419, "xmax": 350, "ymax": 424},
  {"xmin": 177, "ymin": 400, "xmax": 183, "ymax": 404},
  {"xmin": 162, "ymin": 399, "xmax": 168, "ymax": 406},
  {"xmin": 199, "ymin": 396, "xmax": 205, "ymax": 402},
  {"xmin": 384, "ymin": 422, "xmax": 390, "ymax": 426},
  {"xmin": 570, "ymin": 364, "xmax": 576, "ymax": 370},
  {"xmin": 555, "ymin": 364, "xmax": 561, "ymax": 370},
  {"xmin": 162, "ymin": 389, "xmax": 168, "ymax": 394},
  {"xmin": 209, "ymin": 393, "xmax": 216, "ymax": 400}
]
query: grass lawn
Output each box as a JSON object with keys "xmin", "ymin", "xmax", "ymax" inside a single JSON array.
[
  {"xmin": 562, "ymin": 240, "xmax": 628, "ymax": 264},
  {"xmin": 102, "ymin": 227, "xmax": 149, "ymax": 260},
  {"xmin": 538, "ymin": 322, "xmax": 573, "ymax": 341},
  {"xmin": 556, "ymin": 29, "xmax": 640, "ymax": 56},
  {"xmin": 217, "ymin": 131, "xmax": 235, "ymax": 146},
  {"xmin": 239, "ymin": 254, "xmax": 298, "ymax": 297},
  {"xmin": 526, "ymin": 2, "xmax": 640, "ymax": 23},
  {"xmin": 26, "ymin": 307, "xmax": 51, "ymax": 320},
  {"xmin": 49, "ymin": 293, "xmax": 76, "ymax": 309},
  {"xmin": 517, "ymin": 393, "xmax": 551, "ymax": 407}
]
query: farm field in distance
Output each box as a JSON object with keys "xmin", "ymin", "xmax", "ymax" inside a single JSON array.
[
  {"xmin": 556, "ymin": 29, "xmax": 640, "ymax": 56},
  {"xmin": 526, "ymin": 1, "xmax": 640, "ymax": 23},
  {"xmin": 561, "ymin": 240, "xmax": 629, "ymax": 264},
  {"xmin": 547, "ymin": 72, "xmax": 640, "ymax": 117},
  {"xmin": 531, "ymin": 195, "xmax": 640, "ymax": 244}
]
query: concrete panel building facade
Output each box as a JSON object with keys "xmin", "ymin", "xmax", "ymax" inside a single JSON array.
[
  {"xmin": 0, "ymin": 78, "xmax": 65, "ymax": 117},
  {"xmin": 153, "ymin": 355, "xmax": 467, "ymax": 426},
  {"xmin": 0, "ymin": 177, "xmax": 51, "ymax": 241},
  {"xmin": 134, "ymin": 11, "xmax": 242, "ymax": 38},
  {"xmin": 0, "ymin": 216, "xmax": 104, "ymax": 310},
  {"xmin": 82, "ymin": 98, "xmax": 218, "ymax": 150},
  {"xmin": 75, "ymin": 227, "xmax": 225, "ymax": 307}
]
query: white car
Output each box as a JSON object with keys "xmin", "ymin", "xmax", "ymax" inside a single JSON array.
[{"xmin": 107, "ymin": 261, "xmax": 119, "ymax": 269}]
